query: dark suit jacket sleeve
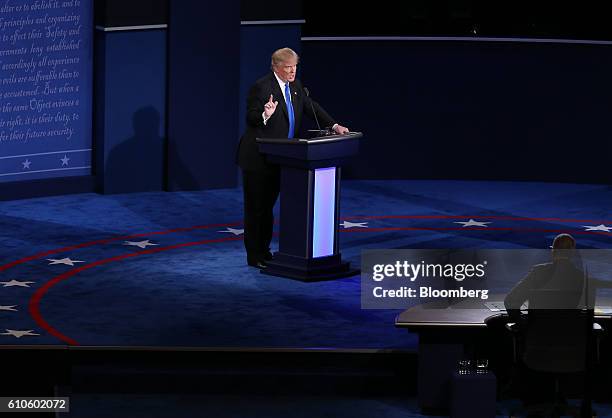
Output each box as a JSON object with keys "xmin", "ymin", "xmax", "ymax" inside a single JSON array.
[
  {"xmin": 504, "ymin": 268, "xmax": 536, "ymax": 320},
  {"xmin": 246, "ymin": 83, "xmax": 267, "ymax": 129}
]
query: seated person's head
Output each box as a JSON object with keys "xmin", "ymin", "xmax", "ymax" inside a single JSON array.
[{"xmin": 551, "ymin": 233, "xmax": 576, "ymax": 261}]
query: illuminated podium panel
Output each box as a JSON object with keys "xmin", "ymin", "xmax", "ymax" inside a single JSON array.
[{"xmin": 256, "ymin": 132, "xmax": 362, "ymax": 281}]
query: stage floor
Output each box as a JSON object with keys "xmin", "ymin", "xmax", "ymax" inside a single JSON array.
[{"xmin": 1, "ymin": 180, "xmax": 611, "ymax": 349}]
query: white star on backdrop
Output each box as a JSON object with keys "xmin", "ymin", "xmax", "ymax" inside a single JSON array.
[
  {"xmin": 22, "ymin": 159, "xmax": 31, "ymax": 169},
  {"xmin": 454, "ymin": 219, "xmax": 492, "ymax": 227},
  {"xmin": 1, "ymin": 329, "xmax": 40, "ymax": 338},
  {"xmin": 0, "ymin": 280, "xmax": 34, "ymax": 288},
  {"xmin": 47, "ymin": 258, "xmax": 85, "ymax": 266},
  {"xmin": 583, "ymin": 224, "xmax": 612, "ymax": 232},
  {"xmin": 219, "ymin": 227, "xmax": 244, "ymax": 235},
  {"xmin": 124, "ymin": 240, "xmax": 159, "ymax": 249},
  {"xmin": 340, "ymin": 221, "xmax": 368, "ymax": 228},
  {"xmin": 0, "ymin": 305, "xmax": 17, "ymax": 312},
  {"xmin": 61, "ymin": 155, "xmax": 70, "ymax": 166}
]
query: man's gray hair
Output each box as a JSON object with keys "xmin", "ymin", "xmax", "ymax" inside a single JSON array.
[{"xmin": 271, "ymin": 47, "xmax": 299, "ymax": 69}]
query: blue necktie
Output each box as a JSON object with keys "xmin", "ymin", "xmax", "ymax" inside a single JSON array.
[{"xmin": 285, "ymin": 83, "xmax": 295, "ymax": 138}]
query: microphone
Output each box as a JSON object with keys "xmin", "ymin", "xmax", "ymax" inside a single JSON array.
[{"xmin": 303, "ymin": 87, "xmax": 328, "ymax": 136}]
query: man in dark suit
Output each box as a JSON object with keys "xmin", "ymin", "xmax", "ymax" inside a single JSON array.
[
  {"xmin": 236, "ymin": 47, "xmax": 349, "ymax": 268},
  {"xmin": 504, "ymin": 233, "xmax": 585, "ymax": 317},
  {"xmin": 504, "ymin": 234, "xmax": 592, "ymax": 411}
]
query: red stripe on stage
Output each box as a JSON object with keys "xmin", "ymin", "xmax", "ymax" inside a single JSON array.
[
  {"xmin": 0, "ymin": 222, "xmax": 242, "ymax": 272},
  {"xmin": 28, "ymin": 236, "xmax": 243, "ymax": 346},
  {"xmin": 341, "ymin": 227, "xmax": 612, "ymax": 235},
  {"xmin": 341, "ymin": 215, "xmax": 612, "ymax": 223}
]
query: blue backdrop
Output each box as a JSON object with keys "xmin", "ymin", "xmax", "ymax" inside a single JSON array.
[
  {"xmin": 94, "ymin": 29, "xmax": 166, "ymax": 194},
  {"xmin": 0, "ymin": 0, "xmax": 92, "ymax": 183},
  {"xmin": 301, "ymin": 39, "xmax": 612, "ymax": 184}
]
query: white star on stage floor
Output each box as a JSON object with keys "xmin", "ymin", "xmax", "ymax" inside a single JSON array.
[
  {"xmin": 61, "ymin": 155, "xmax": 70, "ymax": 166},
  {"xmin": 340, "ymin": 221, "xmax": 368, "ymax": 228},
  {"xmin": 22, "ymin": 159, "xmax": 31, "ymax": 169},
  {"xmin": 47, "ymin": 258, "xmax": 85, "ymax": 266},
  {"xmin": 0, "ymin": 280, "xmax": 34, "ymax": 288},
  {"xmin": 1, "ymin": 329, "xmax": 39, "ymax": 338},
  {"xmin": 219, "ymin": 227, "xmax": 244, "ymax": 235},
  {"xmin": 124, "ymin": 240, "xmax": 159, "ymax": 249},
  {"xmin": 583, "ymin": 224, "xmax": 612, "ymax": 232},
  {"xmin": 454, "ymin": 219, "xmax": 492, "ymax": 227},
  {"xmin": 0, "ymin": 305, "xmax": 17, "ymax": 311}
]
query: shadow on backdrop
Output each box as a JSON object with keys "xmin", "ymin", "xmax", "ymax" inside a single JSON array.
[{"xmin": 105, "ymin": 106, "xmax": 165, "ymax": 194}]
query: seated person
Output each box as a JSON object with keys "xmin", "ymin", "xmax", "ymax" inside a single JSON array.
[
  {"xmin": 505, "ymin": 233, "xmax": 585, "ymax": 320},
  {"xmin": 503, "ymin": 233, "xmax": 610, "ymax": 413}
]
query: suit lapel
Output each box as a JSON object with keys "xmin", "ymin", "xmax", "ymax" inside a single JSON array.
[{"xmin": 269, "ymin": 74, "xmax": 288, "ymax": 119}]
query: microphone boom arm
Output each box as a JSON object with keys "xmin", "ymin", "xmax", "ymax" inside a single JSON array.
[{"xmin": 304, "ymin": 87, "xmax": 329, "ymax": 137}]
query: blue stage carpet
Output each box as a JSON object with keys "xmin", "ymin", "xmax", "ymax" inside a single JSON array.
[{"xmin": 1, "ymin": 180, "xmax": 612, "ymax": 348}]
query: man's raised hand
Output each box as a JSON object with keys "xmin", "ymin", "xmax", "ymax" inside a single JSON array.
[{"xmin": 264, "ymin": 95, "xmax": 278, "ymax": 118}]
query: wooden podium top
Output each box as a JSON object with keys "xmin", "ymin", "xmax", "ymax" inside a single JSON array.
[
  {"xmin": 256, "ymin": 132, "xmax": 362, "ymax": 167},
  {"xmin": 256, "ymin": 131, "xmax": 362, "ymax": 145}
]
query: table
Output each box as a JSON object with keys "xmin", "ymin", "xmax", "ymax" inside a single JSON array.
[{"xmin": 394, "ymin": 295, "xmax": 612, "ymax": 412}]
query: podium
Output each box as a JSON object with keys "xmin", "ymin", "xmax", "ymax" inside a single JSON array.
[{"xmin": 256, "ymin": 132, "xmax": 362, "ymax": 281}]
